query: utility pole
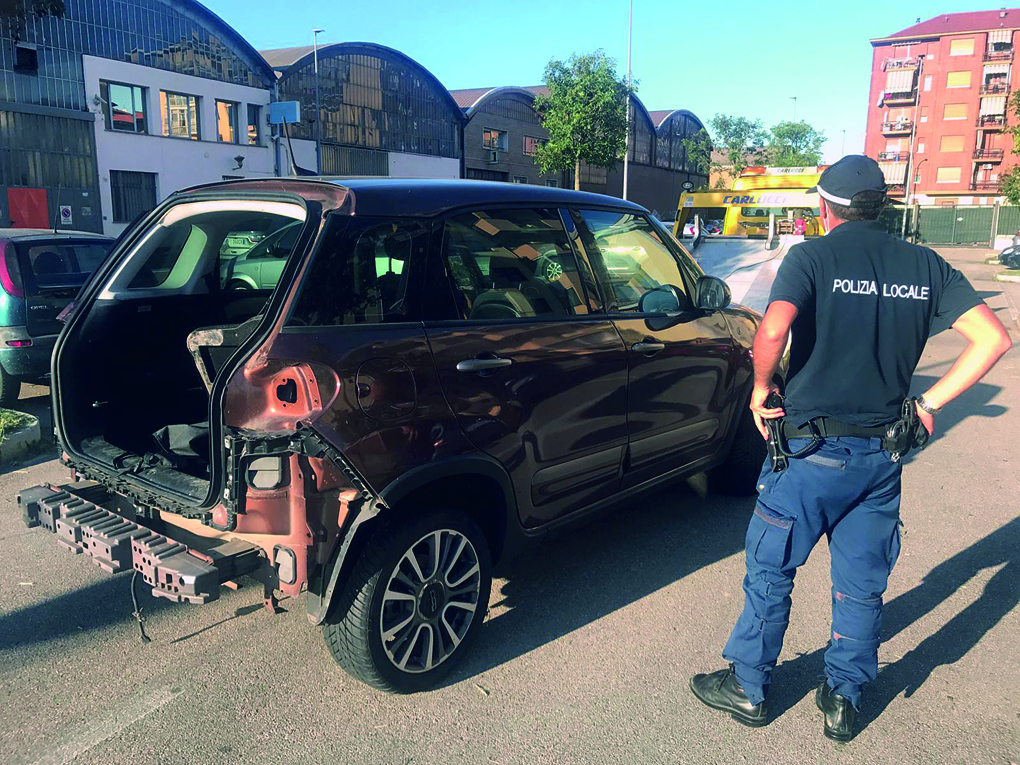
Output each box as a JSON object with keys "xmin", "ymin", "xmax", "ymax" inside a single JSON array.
[
  {"xmin": 313, "ymin": 28, "xmax": 324, "ymax": 175},
  {"xmin": 901, "ymin": 54, "xmax": 924, "ymax": 239},
  {"xmin": 622, "ymin": 0, "xmax": 633, "ymax": 200}
]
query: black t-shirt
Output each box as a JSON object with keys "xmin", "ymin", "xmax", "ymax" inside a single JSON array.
[{"xmin": 768, "ymin": 220, "xmax": 982, "ymax": 427}]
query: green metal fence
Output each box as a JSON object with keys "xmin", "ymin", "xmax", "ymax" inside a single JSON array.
[{"xmin": 880, "ymin": 204, "xmax": 1020, "ymax": 246}]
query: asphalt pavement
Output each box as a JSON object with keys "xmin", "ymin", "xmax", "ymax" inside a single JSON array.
[{"xmin": 0, "ymin": 247, "xmax": 1017, "ymax": 765}]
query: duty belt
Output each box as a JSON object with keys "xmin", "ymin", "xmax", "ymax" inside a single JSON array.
[{"xmin": 782, "ymin": 419, "xmax": 889, "ymax": 440}]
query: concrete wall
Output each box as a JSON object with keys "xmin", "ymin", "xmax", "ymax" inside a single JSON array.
[{"xmin": 82, "ymin": 55, "xmax": 274, "ymax": 236}]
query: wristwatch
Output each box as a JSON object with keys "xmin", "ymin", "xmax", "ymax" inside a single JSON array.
[{"xmin": 917, "ymin": 395, "xmax": 941, "ymax": 415}]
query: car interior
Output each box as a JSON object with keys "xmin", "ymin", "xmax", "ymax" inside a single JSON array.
[{"xmin": 57, "ymin": 201, "xmax": 307, "ymax": 492}]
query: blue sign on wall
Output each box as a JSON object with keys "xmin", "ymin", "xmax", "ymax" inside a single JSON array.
[{"xmin": 269, "ymin": 101, "xmax": 301, "ymax": 125}]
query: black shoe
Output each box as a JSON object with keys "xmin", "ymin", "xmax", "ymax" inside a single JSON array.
[
  {"xmin": 815, "ymin": 680, "xmax": 857, "ymax": 742},
  {"xmin": 689, "ymin": 664, "xmax": 769, "ymax": 727}
]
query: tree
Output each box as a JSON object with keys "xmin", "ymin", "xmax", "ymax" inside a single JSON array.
[
  {"xmin": 997, "ymin": 91, "xmax": 1020, "ymax": 205},
  {"xmin": 763, "ymin": 120, "xmax": 826, "ymax": 167},
  {"xmin": 532, "ymin": 50, "xmax": 633, "ymax": 191},
  {"xmin": 680, "ymin": 114, "xmax": 767, "ymax": 189}
]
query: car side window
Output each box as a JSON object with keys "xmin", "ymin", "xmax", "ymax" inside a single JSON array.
[
  {"xmin": 289, "ymin": 217, "xmax": 428, "ymax": 326},
  {"xmin": 576, "ymin": 210, "xmax": 691, "ymax": 313},
  {"xmin": 439, "ymin": 208, "xmax": 589, "ymax": 321}
]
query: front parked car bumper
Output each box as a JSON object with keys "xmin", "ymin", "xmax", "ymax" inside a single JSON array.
[{"xmin": 0, "ymin": 328, "xmax": 56, "ymax": 377}]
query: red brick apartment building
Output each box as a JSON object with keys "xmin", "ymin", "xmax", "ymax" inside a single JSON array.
[{"xmin": 865, "ymin": 9, "xmax": 1020, "ymax": 205}]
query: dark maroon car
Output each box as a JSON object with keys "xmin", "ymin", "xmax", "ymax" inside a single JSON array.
[{"xmin": 19, "ymin": 178, "xmax": 767, "ymax": 692}]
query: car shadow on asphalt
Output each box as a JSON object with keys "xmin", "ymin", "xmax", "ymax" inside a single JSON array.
[
  {"xmin": 766, "ymin": 515, "xmax": 1020, "ymax": 735},
  {"xmin": 449, "ymin": 480, "xmax": 755, "ymax": 687}
]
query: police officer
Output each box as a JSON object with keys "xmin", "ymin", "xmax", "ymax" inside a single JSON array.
[{"xmin": 689, "ymin": 155, "xmax": 1012, "ymax": 741}]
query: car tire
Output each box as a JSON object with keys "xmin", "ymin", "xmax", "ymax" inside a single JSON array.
[
  {"xmin": 712, "ymin": 403, "xmax": 767, "ymax": 496},
  {"xmin": 323, "ymin": 510, "xmax": 492, "ymax": 693},
  {"xmin": 226, "ymin": 280, "xmax": 250, "ymax": 291},
  {"xmin": 0, "ymin": 365, "xmax": 21, "ymax": 408}
]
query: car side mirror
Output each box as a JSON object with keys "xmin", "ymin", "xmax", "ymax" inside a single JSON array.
[
  {"xmin": 638, "ymin": 284, "xmax": 684, "ymax": 314},
  {"xmin": 695, "ymin": 275, "xmax": 731, "ymax": 311}
]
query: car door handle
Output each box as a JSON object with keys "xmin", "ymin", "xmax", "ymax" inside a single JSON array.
[
  {"xmin": 456, "ymin": 357, "xmax": 513, "ymax": 373},
  {"xmin": 631, "ymin": 341, "xmax": 666, "ymax": 355}
]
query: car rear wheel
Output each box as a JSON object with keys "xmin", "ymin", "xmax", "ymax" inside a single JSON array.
[
  {"xmin": 712, "ymin": 402, "xmax": 767, "ymax": 495},
  {"xmin": 323, "ymin": 511, "xmax": 491, "ymax": 693},
  {"xmin": 0, "ymin": 365, "xmax": 21, "ymax": 408}
]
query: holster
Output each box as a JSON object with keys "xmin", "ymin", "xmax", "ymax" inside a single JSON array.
[{"xmin": 881, "ymin": 398, "xmax": 930, "ymax": 462}]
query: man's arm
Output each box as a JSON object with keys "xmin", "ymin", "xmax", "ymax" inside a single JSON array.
[
  {"xmin": 749, "ymin": 300, "xmax": 799, "ymax": 438},
  {"xmin": 914, "ymin": 304, "xmax": 1012, "ymax": 434}
]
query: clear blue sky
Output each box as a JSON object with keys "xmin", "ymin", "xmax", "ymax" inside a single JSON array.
[{"xmin": 207, "ymin": 0, "xmax": 1007, "ymax": 163}]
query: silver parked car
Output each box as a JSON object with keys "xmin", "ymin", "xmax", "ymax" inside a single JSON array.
[{"xmin": 220, "ymin": 221, "xmax": 302, "ymax": 290}]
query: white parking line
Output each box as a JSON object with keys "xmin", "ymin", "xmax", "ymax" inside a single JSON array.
[{"xmin": 17, "ymin": 684, "xmax": 184, "ymax": 765}]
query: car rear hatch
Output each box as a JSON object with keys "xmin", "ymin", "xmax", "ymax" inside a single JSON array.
[{"xmin": 13, "ymin": 238, "xmax": 111, "ymax": 337}]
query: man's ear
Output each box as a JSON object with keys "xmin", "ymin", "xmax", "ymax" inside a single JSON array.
[{"xmin": 818, "ymin": 196, "xmax": 828, "ymax": 219}]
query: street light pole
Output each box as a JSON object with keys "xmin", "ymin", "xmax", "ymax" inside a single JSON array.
[
  {"xmin": 622, "ymin": 0, "xmax": 633, "ymax": 200},
  {"xmin": 313, "ymin": 28, "xmax": 324, "ymax": 175},
  {"xmin": 901, "ymin": 55, "xmax": 924, "ymax": 239},
  {"xmin": 841, "ymin": 129, "xmax": 846, "ymax": 156},
  {"xmin": 789, "ymin": 96, "xmax": 797, "ymax": 121}
]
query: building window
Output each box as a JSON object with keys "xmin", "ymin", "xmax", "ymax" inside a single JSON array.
[
  {"xmin": 943, "ymin": 103, "xmax": 967, "ymax": 120},
  {"xmin": 914, "ymin": 172, "xmax": 922, "ymax": 184},
  {"xmin": 160, "ymin": 91, "xmax": 201, "ymax": 140},
  {"xmin": 216, "ymin": 100, "xmax": 239, "ymax": 143},
  {"xmin": 523, "ymin": 135, "xmax": 547, "ymax": 156},
  {"xmin": 950, "ymin": 38, "xmax": 975, "ymax": 56},
  {"xmin": 546, "ymin": 179, "xmax": 558, "ymax": 187},
  {"xmin": 940, "ymin": 135, "xmax": 965, "ymax": 152},
  {"xmin": 512, "ymin": 176, "xmax": 528, "ymax": 184},
  {"xmin": 13, "ymin": 44, "xmax": 38, "ymax": 73},
  {"xmin": 924, "ymin": 75, "xmax": 932, "ymax": 91},
  {"xmin": 918, "ymin": 142, "xmax": 925, "ymax": 153},
  {"xmin": 247, "ymin": 105, "xmax": 261, "ymax": 146},
  {"xmin": 936, "ymin": 167, "xmax": 962, "ymax": 184},
  {"xmin": 947, "ymin": 71, "xmax": 972, "ymax": 88},
  {"xmin": 466, "ymin": 168, "xmax": 509, "ymax": 182},
  {"xmin": 100, "ymin": 81, "xmax": 147, "ymax": 134},
  {"xmin": 110, "ymin": 171, "xmax": 158, "ymax": 222},
  {"xmin": 483, "ymin": 128, "xmax": 508, "ymax": 151}
]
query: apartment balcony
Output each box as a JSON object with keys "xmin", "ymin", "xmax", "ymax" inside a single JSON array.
[
  {"xmin": 884, "ymin": 91, "xmax": 916, "ymax": 105},
  {"xmin": 971, "ymin": 181, "xmax": 1000, "ymax": 191},
  {"xmin": 980, "ymin": 82, "xmax": 1011, "ymax": 95},
  {"xmin": 878, "ymin": 151, "xmax": 909, "ymax": 161},
  {"xmin": 973, "ymin": 148, "xmax": 1005, "ymax": 161},
  {"xmin": 881, "ymin": 56, "xmax": 920, "ymax": 70},
  {"xmin": 881, "ymin": 120, "xmax": 913, "ymax": 135},
  {"xmin": 984, "ymin": 48, "xmax": 1013, "ymax": 61},
  {"xmin": 977, "ymin": 115, "xmax": 1006, "ymax": 129}
]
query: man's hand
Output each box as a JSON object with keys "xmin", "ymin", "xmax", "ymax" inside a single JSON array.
[
  {"xmin": 750, "ymin": 383, "xmax": 785, "ymax": 439},
  {"xmin": 914, "ymin": 401, "xmax": 934, "ymax": 437}
]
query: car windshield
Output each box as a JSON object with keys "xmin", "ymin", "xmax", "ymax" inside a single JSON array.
[{"xmin": 15, "ymin": 240, "xmax": 112, "ymax": 290}]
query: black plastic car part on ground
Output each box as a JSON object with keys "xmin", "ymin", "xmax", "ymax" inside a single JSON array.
[{"xmin": 29, "ymin": 178, "xmax": 770, "ymax": 693}]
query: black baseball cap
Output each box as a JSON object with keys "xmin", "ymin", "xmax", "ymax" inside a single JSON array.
[{"xmin": 807, "ymin": 155, "xmax": 888, "ymax": 207}]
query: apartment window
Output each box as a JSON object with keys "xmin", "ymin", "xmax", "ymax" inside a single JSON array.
[
  {"xmin": 110, "ymin": 170, "xmax": 157, "ymax": 222},
  {"xmin": 947, "ymin": 71, "xmax": 972, "ymax": 88},
  {"xmin": 160, "ymin": 91, "xmax": 200, "ymax": 140},
  {"xmin": 920, "ymin": 106, "xmax": 929, "ymax": 123},
  {"xmin": 918, "ymin": 142, "xmax": 925, "ymax": 153},
  {"xmin": 523, "ymin": 135, "xmax": 547, "ymax": 156},
  {"xmin": 246, "ymin": 104, "xmax": 261, "ymax": 146},
  {"xmin": 100, "ymin": 80, "xmax": 146, "ymax": 133},
  {"xmin": 483, "ymin": 128, "xmax": 508, "ymax": 151},
  {"xmin": 512, "ymin": 176, "xmax": 528, "ymax": 184},
  {"xmin": 940, "ymin": 135, "xmax": 965, "ymax": 152},
  {"xmin": 885, "ymin": 140, "xmax": 901, "ymax": 152},
  {"xmin": 914, "ymin": 172, "xmax": 922, "ymax": 184},
  {"xmin": 943, "ymin": 103, "xmax": 967, "ymax": 120},
  {"xmin": 924, "ymin": 75, "xmax": 933, "ymax": 91},
  {"xmin": 936, "ymin": 167, "xmax": 962, "ymax": 183},
  {"xmin": 546, "ymin": 179, "xmax": 558, "ymax": 187},
  {"xmin": 216, "ymin": 100, "xmax": 239, "ymax": 143},
  {"xmin": 950, "ymin": 38, "xmax": 975, "ymax": 56}
]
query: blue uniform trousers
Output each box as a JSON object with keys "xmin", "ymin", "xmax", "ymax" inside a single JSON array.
[{"xmin": 722, "ymin": 436, "xmax": 903, "ymax": 709}]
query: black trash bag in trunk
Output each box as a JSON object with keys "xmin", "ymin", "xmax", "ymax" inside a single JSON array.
[{"xmin": 151, "ymin": 423, "xmax": 211, "ymax": 476}]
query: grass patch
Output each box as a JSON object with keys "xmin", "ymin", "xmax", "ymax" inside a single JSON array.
[{"xmin": 0, "ymin": 408, "xmax": 30, "ymax": 444}]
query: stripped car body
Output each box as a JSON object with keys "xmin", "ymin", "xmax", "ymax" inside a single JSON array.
[{"xmin": 21, "ymin": 178, "xmax": 767, "ymax": 692}]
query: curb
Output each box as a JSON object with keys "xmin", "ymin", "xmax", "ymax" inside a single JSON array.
[
  {"xmin": 994, "ymin": 271, "xmax": 1020, "ymax": 283},
  {"xmin": 0, "ymin": 414, "xmax": 42, "ymax": 466}
]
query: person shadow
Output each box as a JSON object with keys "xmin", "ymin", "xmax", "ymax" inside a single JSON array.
[{"xmin": 767, "ymin": 515, "xmax": 1020, "ymax": 734}]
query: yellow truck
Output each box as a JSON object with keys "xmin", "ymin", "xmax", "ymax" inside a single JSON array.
[{"xmin": 674, "ymin": 166, "xmax": 828, "ymax": 238}]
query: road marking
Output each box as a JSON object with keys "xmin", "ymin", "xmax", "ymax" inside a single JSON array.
[{"xmin": 17, "ymin": 684, "xmax": 184, "ymax": 765}]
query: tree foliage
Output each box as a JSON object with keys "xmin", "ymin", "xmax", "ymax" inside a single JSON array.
[
  {"xmin": 680, "ymin": 115, "xmax": 770, "ymax": 189},
  {"xmin": 763, "ymin": 120, "xmax": 826, "ymax": 167},
  {"xmin": 998, "ymin": 91, "xmax": 1020, "ymax": 205},
  {"xmin": 532, "ymin": 50, "xmax": 633, "ymax": 190}
]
